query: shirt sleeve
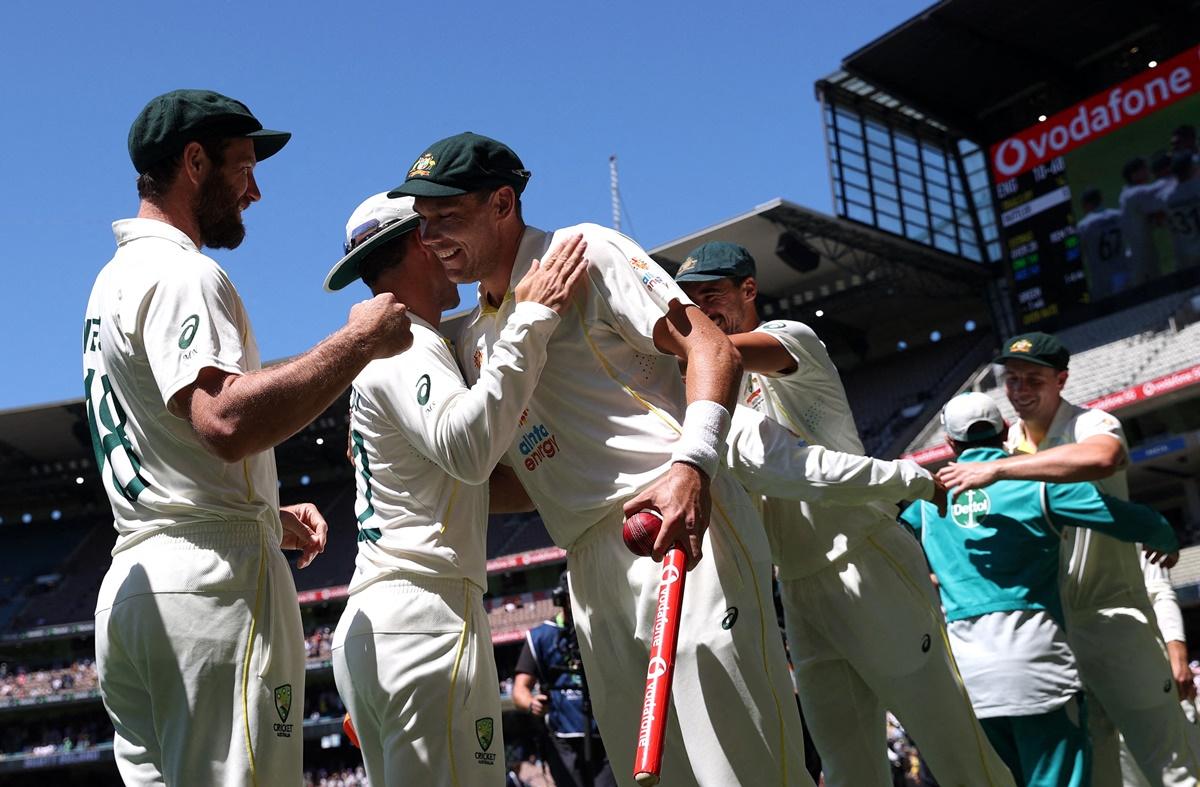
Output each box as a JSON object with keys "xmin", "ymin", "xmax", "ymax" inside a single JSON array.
[
  {"xmin": 1072, "ymin": 408, "xmax": 1130, "ymax": 468},
  {"xmin": 372, "ymin": 304, "xmax": 559, "ymax": 485},
  {"xmin": 1044, "ymin": 483, "xmax": 1177, "ymax": 553},
  {"xmin": 726, "ymin": 405, "xmax": 935, "ymax": 505},
  {"xmin": 754, "ymin": 321, "xmax": 833, "ymax": 381},
  {"xmin": 514, "ymin": 633, "xmax": 540, "ymax": 678},
  {"xmin": 142, "ymin": 258, "xmax": 248, "ymax": 406},
  {"xmin": 577, "ymin": 226, "xmax": 693, "ymax": 356},
  {"xmin": 1144, "ymin": 557, "xmax": 1187, "ymax": 643}
]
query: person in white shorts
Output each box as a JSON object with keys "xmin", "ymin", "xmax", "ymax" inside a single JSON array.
[
  {"xmin": 391, "ymin": 131, "xmax": 813, "ymax": 786},
  {"xmin": 939, "ymin": 332, "xmax": 1200, "ymax": 787},
  {"xmin": 322, "ymin": 191, "xmax": 586, "ymax": 786},
  {"xmin": 86, "ymin": 90, "xmax": 413, "ymax": 787},
  {"xmin": 675, "ymin": 241, "xmax": 1014, "ymax": 787}
]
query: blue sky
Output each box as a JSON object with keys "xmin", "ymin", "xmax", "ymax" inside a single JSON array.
[{"xmin": 0, "ymin": 0, "xmax": 928, "ymax": 409}]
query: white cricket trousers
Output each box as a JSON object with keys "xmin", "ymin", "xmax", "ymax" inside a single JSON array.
[
  {"xmin": 781, "ymin": 524, "xmax": 1016, "ymax": 787},
  {"xmin": 567, "ymin": 471, "xmax": 811, "ymax": 787},
  {"xmin": 94, "ymin": 521, "xmax": 305, "ymax": 787},
  {"xmin": 332, "ymin": 575, "xmax": 503, "ymax": 787},
  {"xmin": 1066, "ymin": 603, "xmax": 1200, "ymax": 787}
]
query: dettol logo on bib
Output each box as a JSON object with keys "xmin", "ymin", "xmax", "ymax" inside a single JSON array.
[{"xmin": 951, "ymin": 490, "xmax": 991, "ymax": 529}]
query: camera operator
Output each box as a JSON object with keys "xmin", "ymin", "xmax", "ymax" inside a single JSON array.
[{"xmin": 513, "ymin": 572, "xmax": 616, "ymax": 787}]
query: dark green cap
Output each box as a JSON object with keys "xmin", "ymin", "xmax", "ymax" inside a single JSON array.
[
  {"xmin": 994, "ymin": 332, "xmax": 1070, "ymax": 370},
  {"xmin": 674, "ymin": 241, "xmax": 756, "ymax": 282},
  {"xmin": 388, "ymin": 132, "xmax": 531, "ymax": 198},
  {"xmin": 128, "ymin": 89, "xmax": 291, "ymax": 174}
]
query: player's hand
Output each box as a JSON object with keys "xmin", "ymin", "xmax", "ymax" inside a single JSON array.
[
  {"xmin": 930, "ymin": 476, "xmax": 949, "ymax": 517},
  {"xmin": 348, "ymin": 293, "xmax": 413, "ymax": 359},
  {"xmin": 530, "ymin": 693, "xmax": 549, "ymax": 716},
  {"xmin": 1168, "ymin": 641, "xmax": 1197, "ymax": 701},
  {"xmin": 280, "ymin": 502, "xmax": 328, "ymax": 569},
  {"xmin": 514, "ymin": 233, "xmax": 589, "ymax": 315},
  {"xmin": 623, "ymin": 462, "xmax": 710, "ymax": 570},
  {"xmin": 936, "ymin": 461, "xmax": 999, "ymax": 497},
  {"xmin": 1145, "ymin": 548, "xmax": 1180, "ymax": 569}
]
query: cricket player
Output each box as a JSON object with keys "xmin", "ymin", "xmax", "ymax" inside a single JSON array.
[
  {"xmin": 675, "ymin": 242, "xmax": 1014, "ymax": 787},
  {"xmin": 904, "ymin": 393, "xmax": 1179, "ymax": 787},
  {"xmin": 1075, "ymin": 189, "xmax": 1126, "ymax": 299},
  {"xmin": 939, "ymin": 332, "xmax": 1200, "ymax": 787},
  {"xmin": 324, "ymin": 192, "xmax": 586, "ymax": 786},
  {"xmin": 1164, "ymin": 153, "xmax": 1200, "ymax": 269},
  {"xmin": 1118, "ymin": 157, "xmax": 1171, "ymax": 286},
  {"xmin": 86, "ymin": 90, "xmax": 412, "ymax": 786},
  {"xmin": 391, "ymin": 132, "xmax": 812, "ymax": 786}
]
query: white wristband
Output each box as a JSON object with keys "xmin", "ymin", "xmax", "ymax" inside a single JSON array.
[{"xmin": 670, "ymin": 400, "xmax": 731, "ymax": 480}]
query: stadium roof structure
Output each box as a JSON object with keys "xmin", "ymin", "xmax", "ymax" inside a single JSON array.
[
  {"xmin": 827, "ymin": 0, "xmax": 1200, "ymax": 144},
  {"xmin": 649, "ymin": 197, "xmax": 995, "ymax": 366}
]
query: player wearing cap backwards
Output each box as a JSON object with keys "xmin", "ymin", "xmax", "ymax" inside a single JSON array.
[
  {"xmin": 939, "ymin": 333, "xmax": 1200, "ymax": 787},
  {"xmin": 675, "ymin": 242, "xmax": 1015, "ymax": 787},
  {"xmin": 323, "ymin": 192, "xmax": 586, "ymax": 786},
  {"xmin": 903, "ymin": 393, "xmax": 1179, "ymax": 787},
  {"xmin": 85, "ymin": 90, "xmax": 413, "ymax": 786},
  {"xmin": 391, "ymin": 132, "xmax": 819, "ymax": 786}
]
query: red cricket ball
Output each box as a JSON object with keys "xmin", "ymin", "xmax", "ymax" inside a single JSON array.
[{"xmin": 623, "ymin": 509, "xmax": 663, "ymax": 557}]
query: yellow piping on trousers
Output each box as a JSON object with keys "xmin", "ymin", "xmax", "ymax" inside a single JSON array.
[
  {"xmin": 446, "ymin": 580, "xmax": 472, "ymax": 787},
  {"xmin": 240, "ymin": 523, "xmax": 267, "ymax": 786},
  {"xmin": 576, "ymin": 306, "xmax": 790, "ymax": 786}
]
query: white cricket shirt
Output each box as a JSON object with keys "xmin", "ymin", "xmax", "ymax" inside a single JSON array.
[
  {"xmin": 741, "ymin": 320, "xmax": 903, "ymax": 579},
  {"xmin": 1119, "ymin": 181, "xmax": 1170, "ymax": 275},
  {"xmin": 347, "ymin": 305, "xmax": 558, "ymax": 592},
  {"xmin": 1165, "ymin": 177, "xmax": 1200, "ymax": 266},
  {"xmin": 82, "ymin": 218, "xmax": 280, "ymax": 553},
  {"xmin": 1006, "ymin": 400, "xmax": 1142, "ymax": 612},
  {"xmin": 456, "ymin": 224, "xmax": 692, "ymax": 549}
]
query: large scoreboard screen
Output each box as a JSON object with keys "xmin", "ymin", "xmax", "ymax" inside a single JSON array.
[{"xmin": 990, "ymin": 45, "xmax": 1200, "ymax": 326}]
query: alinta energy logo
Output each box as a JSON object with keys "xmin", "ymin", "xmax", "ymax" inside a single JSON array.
[{"xmin": 951, "ymin": 489, "xmax": 991, "ymax": 529}]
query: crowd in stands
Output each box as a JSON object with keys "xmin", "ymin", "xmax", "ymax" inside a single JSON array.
[
  {"xmin": 306, "ymin": 624, "xmax": 335, "ymax": 664},
  {"xmin": 0, "ymin": 714, "xmax": 107, "ymax": 761},
  {"xmin": 0, "ymin": 658, "xmax": 98, "ymax": 704},
  {"xmin": 303, "ymin": 765, "xmax": 368, "ymax": 786}
]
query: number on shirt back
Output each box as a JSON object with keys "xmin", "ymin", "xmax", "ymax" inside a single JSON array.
[
  {"xmin": 349, "ymin": 429, "xmax": 381, "ymax": 543},
  {"xmin": 83, "ymin": 367, "xmax": 149, "ymax": 502},
  {"xmin": 1097, "ymin": 227, "xmax": 1122, "ymax": 260}
]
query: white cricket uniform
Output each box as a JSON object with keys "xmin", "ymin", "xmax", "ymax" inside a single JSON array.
[
  {"xmin": 85, "ymin": 218, "xmax": 303, "ymax": 787},
  {"xmin": 1076, "ymin": 208, "xmax": 1126, "ymax": 299},
  {"xmin": 332, "ymin": 305, "xmax": 558, "ymax": 787},
  {"xmin": 735, "ymin": 320, "xmax": 1014, "ymax": 787},
  {"xmin": 1122, "ymin": 557, "xmax": 1197, "ymax": 787},
  {"xmin": 1119, "ymin": 181, "xmax": 1170, "ymax": 285},
  {"xmin": 1008, "ymin": 402, "xmax": 1200, "ymax": 787},
  {"xmin": 1165, "ymin": 177, "xmax": 1200, "ymax": 268},
  {"xmin": 457, "ymin": 224, "xmax": 810, "ymax": 787}
]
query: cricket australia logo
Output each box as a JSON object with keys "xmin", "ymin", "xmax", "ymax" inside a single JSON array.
[
  {"xmin": 1009, "ymin": 338, "xmax": 1033, "ymax": 353},
  {"xmin": 950, "ymin": 490, "xmax": 991, "ymax": 529},
  {"xmin": 677, "ymin": 256, "xmax": 697, "ymax": 275},
  {"xmin": 273, "ymin": 684, "xmax": 294, "ymax": 738},
  {"xmin": 474, "ymin": 717, "xmax": 497, "ymax": 765}
]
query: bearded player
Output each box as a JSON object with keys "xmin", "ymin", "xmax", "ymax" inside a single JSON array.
[
  {"xmin": 324, "ymin": 192, "xmax": 586, "ymax": 786},
  {"xmin": 676, "ymin": 242, "xmax": 1014, "ymax": 787}
]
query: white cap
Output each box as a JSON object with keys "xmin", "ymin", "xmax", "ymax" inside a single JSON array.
[
  {"xmin": 323, "ymin": 193, "xmax": 420, "ymax": 291},
  {"xmin": 941, "ymin": 392, "xmax": 1005, "ymax": 442}
]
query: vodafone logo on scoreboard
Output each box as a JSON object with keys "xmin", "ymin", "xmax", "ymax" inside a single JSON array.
[{"xmin": 990, "ymin": 45, "xmax": 1200, "ymax": 179}]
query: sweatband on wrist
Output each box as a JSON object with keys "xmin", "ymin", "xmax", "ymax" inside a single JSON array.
[{"xmin": 670, "ymin": 400, "xmax": 731, "ymax": 479}]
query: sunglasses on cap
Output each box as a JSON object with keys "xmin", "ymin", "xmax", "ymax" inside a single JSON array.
[{"xmin": 344, "ymin": 216, "xmax": 410, "ymax": 255}]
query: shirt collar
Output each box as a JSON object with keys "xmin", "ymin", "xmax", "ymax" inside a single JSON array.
[{"xmin": 112, "ymin": 218, "xmax": 199, "ymax": 252}]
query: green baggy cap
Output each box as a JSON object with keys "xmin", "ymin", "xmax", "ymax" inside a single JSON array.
[
  {"xmin": 994, "ymin": 332, "xmax": 1070, "ymax": 370},
  {"xmin": 388, "ymin": 132, "xmax": 531, "ymax": 198},
  {"xmin": 128, "ymin": 89, "xmax": 290, "ymax": 174},
  {"xmin": 674, "ymin": 241, "xmax": 757, "ymax": 282}
]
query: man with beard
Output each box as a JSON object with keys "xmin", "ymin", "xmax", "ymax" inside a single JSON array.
[
  {"xmin": 84, "ymin": 90, "xmax": 413, "ymax": 786},
  {"xmin": 938, "ymin": 333, "xmax": 1200, "ymax": 787}
]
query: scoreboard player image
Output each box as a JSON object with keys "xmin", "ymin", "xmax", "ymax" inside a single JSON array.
[
  {"xmin": 1076, "ymin": 187, "xmax": 1126, "ymax": 299},
  {"xmin": 1117, "ymin": 156, "xmax": 1170, "ymax": 288},
  {"xmin": 1164, "ymin": 152, "xmax": 1200, "ymax": 268}
]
